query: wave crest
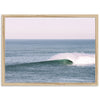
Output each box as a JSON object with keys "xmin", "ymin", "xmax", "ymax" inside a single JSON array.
[{"xmin": 49, "ymin": 53, "xmax": 95, "ymax": 66}]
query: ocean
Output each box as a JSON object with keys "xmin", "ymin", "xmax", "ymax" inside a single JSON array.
[{"xmin": 5, "ymin": 39, "xmax": 95, "ymax": 83}]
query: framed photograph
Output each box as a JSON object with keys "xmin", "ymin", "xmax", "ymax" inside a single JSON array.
[{"xmin": 2, "ymin": 15, "xmax": 98, "ymax": 86}]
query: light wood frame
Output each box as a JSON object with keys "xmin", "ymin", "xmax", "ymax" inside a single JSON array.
[{"xmin": 1, "ymin": 14, "xmax": 98, "ymax": 86}]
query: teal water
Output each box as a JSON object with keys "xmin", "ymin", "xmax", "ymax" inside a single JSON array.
[{"xmin": 5, "ymin": 39, "xmax": 95, "ymax": 83}]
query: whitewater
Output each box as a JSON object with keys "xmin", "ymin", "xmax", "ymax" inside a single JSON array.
[{"xmin": 49, "ymin": 53, "xmax": 95, "ymax": 66}]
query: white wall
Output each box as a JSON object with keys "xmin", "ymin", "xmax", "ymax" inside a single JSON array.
[{"xmin": 0, "ymin": 0, "xmax": 99, "ymax": 100}]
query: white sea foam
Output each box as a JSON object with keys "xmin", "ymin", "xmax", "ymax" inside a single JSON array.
[{"xmin": 49, "ymin": 53, "xmax": 95, "ymax": 66}]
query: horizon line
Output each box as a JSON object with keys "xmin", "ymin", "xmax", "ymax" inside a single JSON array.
[{"xmin": 5, "ymin": 38, "xmax": 95, "ymax": 40}]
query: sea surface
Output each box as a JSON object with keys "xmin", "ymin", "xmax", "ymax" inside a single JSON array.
[{"xmin": 5, "ymin": 39, "xmax": 95, "ymax": 83}]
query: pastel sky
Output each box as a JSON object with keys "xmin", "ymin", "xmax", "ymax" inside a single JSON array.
[{"xmin": 5, "ymin": 18, "xmax": 95, "ymax": 39}]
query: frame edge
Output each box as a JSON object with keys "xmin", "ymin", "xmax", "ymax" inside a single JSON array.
[{"xmin": 1, "ymin": 14, "xmax": 98, "ymax": 86}]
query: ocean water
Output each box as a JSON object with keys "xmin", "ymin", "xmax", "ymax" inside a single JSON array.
[{"xmin": 5, "ymin": 39, "xmax": 95, "ymax": 83}]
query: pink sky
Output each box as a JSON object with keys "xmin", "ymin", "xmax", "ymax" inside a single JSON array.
[{"xmin": 5, "ymin": 18, "xmax": 95, "ymax": 39}]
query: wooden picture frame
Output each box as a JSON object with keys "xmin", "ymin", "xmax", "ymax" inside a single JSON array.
[{"xmin": 2, "ymin": 14, "xmax": 98, "ymax": 86}]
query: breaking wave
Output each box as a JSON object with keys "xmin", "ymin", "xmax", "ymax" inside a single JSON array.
[
  {"xmin": 6, "ymin": 59, "xmax": 73, "ymax": 67},
  {"xmin": 49, "ymin": 53, "xmax": 95, "ymax": 66}
]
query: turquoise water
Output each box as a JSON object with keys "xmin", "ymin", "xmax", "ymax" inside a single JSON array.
[{"xmin": 5, "ymin": 39, "xmax": 95, "ymax": 83}]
